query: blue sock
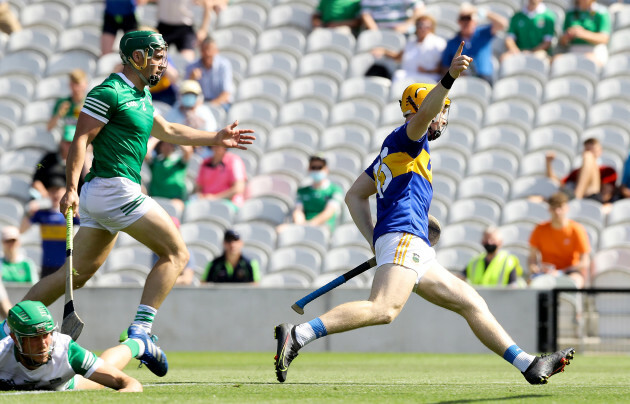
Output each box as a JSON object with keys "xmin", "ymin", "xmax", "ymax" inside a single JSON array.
[
  {"xmin": 294, "ymin": 317, "xmax": 328, "ymax": 347},
  {"xmin": 503, "ymin": 344, "xmax": 536, "ymax": 372}
]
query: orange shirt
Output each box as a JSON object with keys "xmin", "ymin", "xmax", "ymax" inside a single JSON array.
[{"xmin": 529, "ymin": 220, "xmax": 590, "ymax": 270}]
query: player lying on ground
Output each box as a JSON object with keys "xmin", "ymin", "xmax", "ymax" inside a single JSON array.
[
  {"xmin": 275, "ymin": 42, "xmax": 575, "ymax": 385},
  {"xmin": 21, "ymin": 30, "xmax": 255, "ymax": 376},
  {"xmin": 0, "ymin": 301, "xmax": 158, "ymax": 391}
]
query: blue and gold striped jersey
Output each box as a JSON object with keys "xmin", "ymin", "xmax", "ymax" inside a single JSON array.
[{"xmin": 365, "ymin": 122, "xmax": 432, "ymax": 246}]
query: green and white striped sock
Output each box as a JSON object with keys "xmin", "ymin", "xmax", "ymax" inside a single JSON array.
[{"xmin": 131, "ymin": 304, "xmax": 157, "ymax": 333}]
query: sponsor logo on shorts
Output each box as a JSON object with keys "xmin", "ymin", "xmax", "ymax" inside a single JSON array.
[{"xmin": 412, "ymin": 253, "xmax": 420, "ymax": 263}]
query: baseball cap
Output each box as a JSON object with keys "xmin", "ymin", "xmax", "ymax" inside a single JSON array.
[
  {"xmin": 224, "ymin": 229, "xmax": 240, "ymax": 242},
  {"xmin": 1, "ymin": 226, "xmax": 20, "ymax": 241},
  {"xmin": 179, "ymin": 80, "xmax": 202, "ymax": 95}
]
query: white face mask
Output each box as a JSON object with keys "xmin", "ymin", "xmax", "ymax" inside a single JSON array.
[
  {"xmin": 309, "ymin": 170, "xmax": 327, "ymax": 183},
  {"xmin": 181, "ymin": 93, "xmax": 198, "ymax": 108}
]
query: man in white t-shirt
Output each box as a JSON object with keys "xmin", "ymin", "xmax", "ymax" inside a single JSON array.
[
  {"xmin": 371, "ymin": 15, "xmax": 446, "ymax": 84},
  {"xmin": 0, "ymin": 301, "xmax": 147, "ymax": 391}
]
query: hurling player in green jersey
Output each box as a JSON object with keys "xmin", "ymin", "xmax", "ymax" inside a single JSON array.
[{"xmin": 23, "ymin": 31, "xmax": 255, "ymax": 375}]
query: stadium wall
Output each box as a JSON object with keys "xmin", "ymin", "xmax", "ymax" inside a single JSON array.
[{"xmin": 5, "ymin": 286, "xmax": 538, "ymax": 353}]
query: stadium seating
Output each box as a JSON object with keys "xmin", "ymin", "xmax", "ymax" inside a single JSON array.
[{"xmin": 4, "ymin": 1, "xmax": 630, "ymax": 289}]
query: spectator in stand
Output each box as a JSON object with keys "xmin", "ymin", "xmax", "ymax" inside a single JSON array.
[
  {"xmin": 145, "ymin": 138, "xmax": 193, "ymax": 215},
  {"xmin": 360, "ymin": 0, "xmax": 425, "ymax": 33},
  {"xmin": 290, "ymin": 155, "xmax": 344, "ymax": 232},
  {"xmin": 546, "ymin": 138, "xmax": 618, "ymax": 203},
  {"xmin": 312, "ymin": 0, "xmax": 362, "ymax": 35},
  {"xmin": 196, "ymin": 145, "xmax": 247, "ymax": 209},
  {"xmin": 501, "ymin": 0, "xmax": 556, "ymax": 61},
  {"xmin": 373, "ymin": 15, "xmax": 446, "ymax": 84},
  {"xmin": 528, "ymin": 192, "xmax": 591, "ymax": 288},
  {"xmin": 440, "ymin": 2, "xmax": 508, "ymax": 84},
  {"xmin": 186, "ymin": 36, "xmax": 234, "ymax": 111},
  {"xmin": 164, "ymin": 79, "xmax": 218, "ymax": 159},
  {"xmin": 203, "ymin": 229, "xmax": 260, "ymax": 283},
  {"xmin": 47, "ymin": 69, "xmax": 88, "ymax": 146},
  {"xmin": 620, "ymin": 154, "xmax": 630, "ymax": 199},
  {"xmin": 0, "ymin": 226, "xmax": 38, "ymax": 284},
  {"xmin": 0, "ymin": 0, "xmax": 21, "ymax": 35},
  {"xmin": 21, "ymin": 176, "xmax": 80, "ymax": 279},
  {"xmin": 101, "ymin": 0, "xmax": 150, "ymax": 55},
  {"xmin": 164, "ymin": 80, "xmax": 217, "ymax": 131},
  {"xmin": 559, "ymin": 0, "xmax": 611, "ymax": 67},
  {"xmin": 33, "ymin": 139, "xmax": 89, "ymax": 202},
  {"xmin": 460, "ymin": 226, "xmax": 525, "ymax": 287},
  {"xmin": 156, "ymin": 0, "xmax": 212, "ymax": 62}
]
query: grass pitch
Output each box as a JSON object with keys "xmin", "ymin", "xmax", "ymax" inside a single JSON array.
[{"xmin": 1, "ymin": 352, "xmax": 629, "ymax": 403}]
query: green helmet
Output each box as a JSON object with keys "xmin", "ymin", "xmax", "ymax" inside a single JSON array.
[
  {"xmin": 119, "ymin": 30, "xmax": 168, "ymax": 87},
  {"xmin": 8, "ymin": 301, "xmax": 55, "ymax": 338},
  {"xmin": 120, "ymin": 30, "xmax": 167, "ymax": 66}
]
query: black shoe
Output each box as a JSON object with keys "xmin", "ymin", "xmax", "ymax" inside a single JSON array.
[
  {"xmin": 274, "ymin": 323, "xmax": 300, "ymax": 383},
  {"xmin": 522, "ymin": 348, "xmax": 575, "ymax": 385}
]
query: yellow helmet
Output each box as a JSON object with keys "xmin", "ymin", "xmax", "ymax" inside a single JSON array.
[{"xmin": 399, "ymin": 83, "xmax": 451, "ymax": 118}]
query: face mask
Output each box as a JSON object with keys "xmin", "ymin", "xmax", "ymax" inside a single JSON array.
[
  {"xmin": 309, "ymin": 171, "xmax": 327, "ymax": 183},
  {"xmin": 483, "ymin": 243, "xmax": 498, "ymax": 254},
  {"xmin": 181, "ymin": 93, "xmax": 198, "ymax": 108}
]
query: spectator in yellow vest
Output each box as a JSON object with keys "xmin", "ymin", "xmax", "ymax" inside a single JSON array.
[{"xmin": 461, "ymin": 226, "xmax": 524, "ymax": 287}]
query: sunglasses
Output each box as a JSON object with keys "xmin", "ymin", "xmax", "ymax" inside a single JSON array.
[
  {"xmin": 458, "ymin": 15, "xmax": 473, "ymax": 22},
  {"xmin": 309, "ymin": 165, "xmax": 325, "ymax": 171},
  {"xmin": 2, "ymin": 239, "xmax": 17, "ymax": 243}
]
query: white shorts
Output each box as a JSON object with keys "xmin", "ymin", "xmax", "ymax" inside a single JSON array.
[
  {"xmin": 79, "ymin": 177, "xmax": 158, "ymax": 234},
  {"xmin": 374, "ymin": 232, "xmax": 437, "ymax": 284}
]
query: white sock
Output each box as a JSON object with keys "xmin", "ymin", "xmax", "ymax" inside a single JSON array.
[
  {"xmin": 294, "ymin": 323, "xmax": 317, "ymax": 347},
  {"xmin": 132, "ymin": 304, "xmax": 157, "ymax": 333},
  {"xmin": 513, "ymin": 352, "xmax": 537, "ymax": 372}
]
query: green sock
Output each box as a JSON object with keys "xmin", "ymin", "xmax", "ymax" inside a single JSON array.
[{"xmin": 122, "ymin": 338, "xmax": 145, "ymax": 359}]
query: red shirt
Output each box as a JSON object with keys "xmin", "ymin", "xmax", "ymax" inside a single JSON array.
[{"xmin": 197, "ymin": 152, "xmax": 247, "ymax": 206}]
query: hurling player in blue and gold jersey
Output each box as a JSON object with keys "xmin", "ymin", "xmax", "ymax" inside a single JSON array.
[{"xmin": 275, "ymin": 42, "xmax": 575, "ymax": 386}]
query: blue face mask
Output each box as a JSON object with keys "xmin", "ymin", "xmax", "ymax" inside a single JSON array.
[
  {"xmin": 309, "ymin": 170, "xmax": 327, "ymax": 183},
  {"xmin": 181, "ymin": 93, "xmax": 198, "ymax": 108}
]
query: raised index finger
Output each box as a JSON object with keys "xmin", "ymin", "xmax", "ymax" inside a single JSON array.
[{"xmin": 455, "ymin": 41, "xmax": 465, "ymax": 57}]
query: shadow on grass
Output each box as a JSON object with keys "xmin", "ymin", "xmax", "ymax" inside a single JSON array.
[{"xmin": 428, "ymin": 395, "xmax": 550, "ymax": 404}]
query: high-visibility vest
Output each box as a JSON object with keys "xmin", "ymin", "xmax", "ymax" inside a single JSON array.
[{"xmin": 465, "ymin": 250, "xmax": 523, "ymax": 286}]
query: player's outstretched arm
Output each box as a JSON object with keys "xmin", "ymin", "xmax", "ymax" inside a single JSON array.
[
  {"xmin": 151, "ymin": 115, "xmax": 255, "ymax": 149},
  {"xmin": 86, "ymin": 362, "xmax": 143, "ymax": 392},
  {"xmin": 406, "ymin": 41, "xmax": 472, "ymax": 141}
]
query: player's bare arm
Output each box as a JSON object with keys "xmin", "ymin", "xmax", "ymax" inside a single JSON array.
[
  {"xmin": 61, "ymin": 113, "xmax": 105, "ymax": 216},
  {"xmin": 87, "ymin": 362, "xmax": 143, "ymax": 392},
  {"xmin": 407, "ymin": 41, "xmax": 472, "ymax": 141},
  {"xmin": 151, "ymin": 114, "xmax": 255, "ymax": 149},
  {"xmin": 345, "ymin": 172, "xmax": 377, "ymax": 251}
]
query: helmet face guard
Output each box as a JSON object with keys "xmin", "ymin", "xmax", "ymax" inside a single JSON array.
[
  {"xmin": 8, "ymin": 301, "xmax": 56, "ymax": 367},
  {"xmin": 120, "ymin": 31, "xmax": 169, "ymax": 87}
]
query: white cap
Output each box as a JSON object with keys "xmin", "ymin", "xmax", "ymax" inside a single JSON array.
[
  {"xmin": 179, "ymin": 80, "xmax": 202, "ymax": 95},
  {"xmin": 1, "ymin": 226, "xmax": 20, "ymax": 241}
]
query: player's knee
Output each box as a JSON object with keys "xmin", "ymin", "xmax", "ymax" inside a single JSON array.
[
  {"xmin": 172, "ymin": 247, "xmax": 190, "ymax": 271},
  {"xmin": 372, "ymin": 304, "xmax": 403, "ymax": 325}
]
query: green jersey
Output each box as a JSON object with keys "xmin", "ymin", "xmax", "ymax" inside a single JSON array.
[
  {"xmin": 296, "ymin": 181, "xmax": 344, "ymax": 231},
  {"xmin": 1, "ymin": 258, "xmax": 38, "ymax": 283},
  {"xmin": 563, "ymin": 4, "xmax": 611, "ymax": 45},
  {"xmin": 507, "ymin": 6, "xmax": 556, "ymax": 51},
  {"xmin": 52, "ymin": 96, "xmax": 82, "ymax": 142},
  {"xmin": 149, "ymin": 153, "xmax": 188, "ymax": 200},
  {"xmin": 82, "ymin": 73, "xmax": 156, "ymax": 184}
]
